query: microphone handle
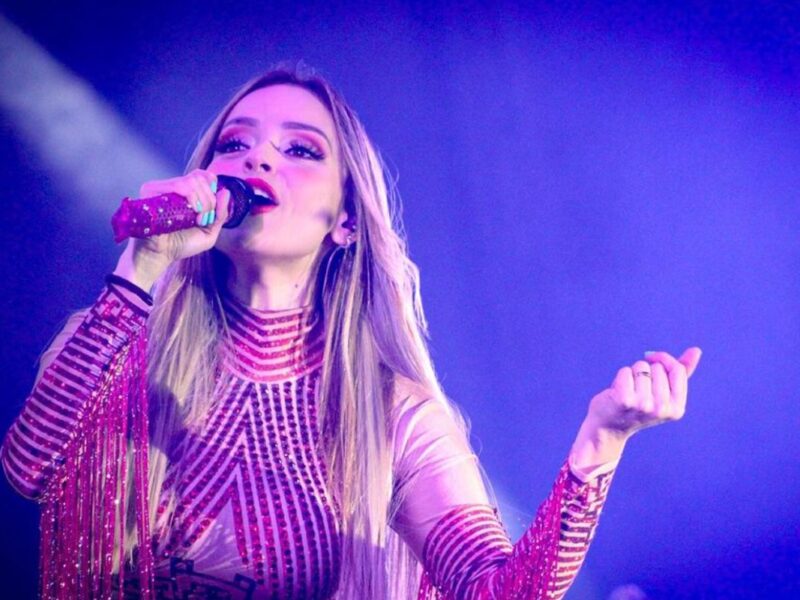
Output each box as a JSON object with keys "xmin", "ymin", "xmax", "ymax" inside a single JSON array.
[{"xmin": 111, "ymin": 175, "xmax": 254, "ymax": 243}]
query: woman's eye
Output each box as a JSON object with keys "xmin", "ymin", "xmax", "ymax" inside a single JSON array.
[
  {"xmin": 215, "ymin": 138, "xmax": 249, "ymax": 154},
  {"xmin": 286, "ymin": 141, "xmax": 324, "ymax": 161}
]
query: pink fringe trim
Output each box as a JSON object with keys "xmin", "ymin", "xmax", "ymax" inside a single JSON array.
[{"xmin": 39, "ymin": 329, "xmax": 154, "ymax": 599}]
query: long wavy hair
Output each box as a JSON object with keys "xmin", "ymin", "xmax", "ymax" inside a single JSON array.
[{"xmin": 129, "ymin": 66, "xmax": 460, "ymax": 598}]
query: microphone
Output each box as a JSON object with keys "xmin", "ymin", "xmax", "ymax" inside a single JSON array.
[{"xmin": 111, "ymin": 175, "xmax": 261, "ymax": 243}]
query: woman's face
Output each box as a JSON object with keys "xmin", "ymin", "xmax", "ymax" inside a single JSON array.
[{"xmin": 209, "ymin": 84, "xmax": 348, "ymax": 264}]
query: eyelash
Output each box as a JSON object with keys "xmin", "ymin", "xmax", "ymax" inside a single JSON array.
[
  {"xmin": 214, "ymin": 136, "xmax": 325, "ymax": 161},
  {"xmin": 288, "ymin": 140, "xmax": 325, "ymax": 160},
  {"xmin": 214, "ymin": 137, "xmax": 248, "ymax": 154}
]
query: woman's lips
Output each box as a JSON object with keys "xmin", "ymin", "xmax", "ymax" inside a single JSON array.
[
  {"xmin": 250, "ymin": 203, "xmax": 277, "ymax": 215},
  {"xmin": 244, "ymin": 178, "xmax": 278, "ymax": 204}
]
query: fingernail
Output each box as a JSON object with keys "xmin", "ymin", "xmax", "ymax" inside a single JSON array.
[
  {"xmin": 209, "ymin": 209, "xmax": 216, "ymax": 224},
  {"xmin": 196, "ymin": 201, "xmax": 203, "ymax": 212},
  {"xmin": 202, "ymin": 212, "xmax": 210, "ymax": 227},
  {"xmin": 210, "ymin": 180, "xmax": 218, "ymax": 194},
  {"xmin": 644, "ymin": 350, "xmax": 656, "ymax": 357}
]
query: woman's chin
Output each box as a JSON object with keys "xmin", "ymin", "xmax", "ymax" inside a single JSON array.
[{"xmin": 216, "ymin": 241, "xmax": 320, "ymax": 267}]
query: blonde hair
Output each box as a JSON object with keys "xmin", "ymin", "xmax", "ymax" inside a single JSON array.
[{"xmin": 133, "ymin": 66, "xmax": 457, "ymax": 597}]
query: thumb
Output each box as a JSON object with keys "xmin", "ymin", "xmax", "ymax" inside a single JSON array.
[{"xmin": 678, "ymin": 346, "xmax": 703, "ymax": 377}]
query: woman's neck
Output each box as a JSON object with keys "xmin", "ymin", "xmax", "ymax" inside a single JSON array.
[{"xmin": 225, "ymin": 254, "xmax": 318, "ymax": 311}]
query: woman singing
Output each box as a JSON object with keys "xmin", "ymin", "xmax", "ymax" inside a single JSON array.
[{"xmin": 1, "ymin": 67, "xmax": 701, "ymax": 599}]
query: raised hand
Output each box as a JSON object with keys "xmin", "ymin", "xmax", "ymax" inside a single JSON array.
[
  {"xmin": 569, "ymin": 347, "xmax": 702, "ymax": 479},
  {"xmin": 586, "ymin": 347, "xmax": 702, "ymax": 440}
]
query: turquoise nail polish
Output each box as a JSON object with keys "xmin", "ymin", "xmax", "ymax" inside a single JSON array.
[
  {"xmin": 209, "ymin": 209, "xmax": 216, "ymax": 224},
  {"xmin": 644, "ymin": 350, "xmax": 656, "ymax": 357},
  {"xmin": 196, "ymin": 201, "xmax": 203, "ymax": 212},
  {"xmin": 202, "ymin": 212, "xmax": 210, "ymax": 227},
  {"xmin": 210, "ymin": 180, "xmax": 218, "ymax": 193}
]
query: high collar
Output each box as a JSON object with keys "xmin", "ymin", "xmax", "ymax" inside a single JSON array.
[{"xmin": 220, "ymin": 293, "xmax": 325, "ymax": 383}]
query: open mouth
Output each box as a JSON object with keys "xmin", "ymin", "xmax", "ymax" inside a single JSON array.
[
  {"xmin": 251, "ymin": 189, "xmax": 277, "ymax": 205},
  {"xmin": 245, "ymin": 178, "xmax": 278, "ymax": 205}
]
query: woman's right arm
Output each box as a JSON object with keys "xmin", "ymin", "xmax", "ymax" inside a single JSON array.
[
  {"xmin": 0, "ymin": 280, "xmax": 152, "ymax": 500},
  {"xmin": 1, "ymin": 169, "xmax": 229, "ymax": 500}
]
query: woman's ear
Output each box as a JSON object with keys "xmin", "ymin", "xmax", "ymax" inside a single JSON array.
[{"xmin": 331, "ymin": 210, "xmax": 357, "ymax": 247}]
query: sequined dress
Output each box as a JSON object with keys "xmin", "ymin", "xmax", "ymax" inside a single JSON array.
[{"xmin": 2, "ymin": 282, "xmax": 615, "ymax": 599}]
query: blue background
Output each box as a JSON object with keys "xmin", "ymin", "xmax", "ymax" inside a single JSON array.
[{"xmin": 1, "ymin": 1, "xmax": 798, "ymax": 598}]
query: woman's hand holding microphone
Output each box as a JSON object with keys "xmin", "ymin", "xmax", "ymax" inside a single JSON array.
[{"xmin": 112, "ymin": 169, "xmax": 230, "ymax": 292}]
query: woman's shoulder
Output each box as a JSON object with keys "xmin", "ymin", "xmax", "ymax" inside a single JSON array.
[
  {"xmin": 392, "ymin": 373, "xmax": 433, "ymax": 400},
  {"xmin": 390, "ymin": 374, "xmax": 440, "ymax": 415},
  {"xmin": 389, "ymin": 374, "xmax": 466, "ymax": 438},
  {"xmin": 36, "ymin": 308, "xmax": 92, "ymax": 379},
  {"xmin": 388, "ymin": 373, "xmax": 473, "ymax": 484}
]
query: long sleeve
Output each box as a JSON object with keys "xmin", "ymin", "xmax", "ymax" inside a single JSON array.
[
  {"xmin": 1, "ymin": 283, "xmax": 151, "ymax": 500},
  {"xmin": 389, "ymin": 380, "xmax": 615, "ymax": 600}
]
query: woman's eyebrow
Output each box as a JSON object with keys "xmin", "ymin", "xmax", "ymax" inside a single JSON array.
[
  {"xmin": 222, "ymin": 116, "xmax": 259, "ymax": 129},
  {"xmin": 221, "ymin": 117, "xmax": 332, "ymax": 150},
  {"xmin": 282, "ymin": 121, "xmax": 332, "ymax": 150}
]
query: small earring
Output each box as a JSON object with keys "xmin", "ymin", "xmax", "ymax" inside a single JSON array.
[{"xmin": 345, "ymin": 230, "xmax": 356, "ymax": 246}]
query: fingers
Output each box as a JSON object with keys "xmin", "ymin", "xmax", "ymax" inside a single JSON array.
[
  {"xmin": 138, "ymin": 170, "xmax": 218, "ymax": 228},
  {"xmin": 679, "ymin": 347, "xmax": 703, "ymax": 377},
  {"xmin": 650, "ymin": 362, "xmax": 671, "ymax": 419},
  {"xmin": 612, "ymin": 366, "xmax": 635, "ymax": 406},
  {"xmin": 207, "ymin": 189, "xmax": 231, "ymax": 234},
  {"xmin": 594, "ymin": 349, "xmax": 696, "ymax": 438},
  {"xmin": 644, "ymin": 350, "xmax": 687, "ymax": 397},
  {"xmin": 631, "ymin": 360, "xmax": 653, "ymax": 412},
  {"xmin": 630, "ymin": 361, "xmax": 670, "ymax": 418},
  {"xmin": 644, "ymin": 348, "xmax": 698, "ymax": 420},
  {"xmin": 643, "ymin": 350, "xmax": 680, "ymax": 371},
  {"xmin": 188, "ymin": 170, "xmax": 218, "ymax": 227},
  {"xmin": 645, "ymin": 348, "xmax": 702, "ymax": 379}
]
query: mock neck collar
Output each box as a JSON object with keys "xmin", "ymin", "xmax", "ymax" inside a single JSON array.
[{"xmin": 220, "ymin": 293, "xmax": 324, "ymax": 382}]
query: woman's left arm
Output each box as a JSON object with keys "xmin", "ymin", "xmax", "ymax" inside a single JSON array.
[{"xmin": 393, "ymin": 347, "xmax": 702, "ymax": 600}]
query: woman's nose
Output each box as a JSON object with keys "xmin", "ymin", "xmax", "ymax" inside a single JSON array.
[
  {"xmin": 244, "ymin": 140, "xmax": 279, "ymax": 173},
  {"xmin": 244, "ymin": 157, "xmax": 271, "ymax": 172}
]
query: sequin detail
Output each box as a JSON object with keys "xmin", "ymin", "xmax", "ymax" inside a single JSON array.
[
  {"xmin": 1, "ymin": 284, "xmax": 154, "ymax": 598},
  {"xmin": 418, "ymin": 462, "xmax": 614, "ymax": 599},
  {"xmin": 219, "ymin": 295, "xmax": 324, "ymax": 383},
  {"xmin": 153, "ymin": 299, "xmax": 339, "ymax": 599},
  {"xmin": 2, "ymin": 285, "xmax": 619, "ymax": 600}
]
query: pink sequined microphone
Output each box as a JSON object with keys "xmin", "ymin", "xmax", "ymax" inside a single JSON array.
[{"xmin": 111, "ymin": 175, "xmax": 270, "ymax": 243}]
